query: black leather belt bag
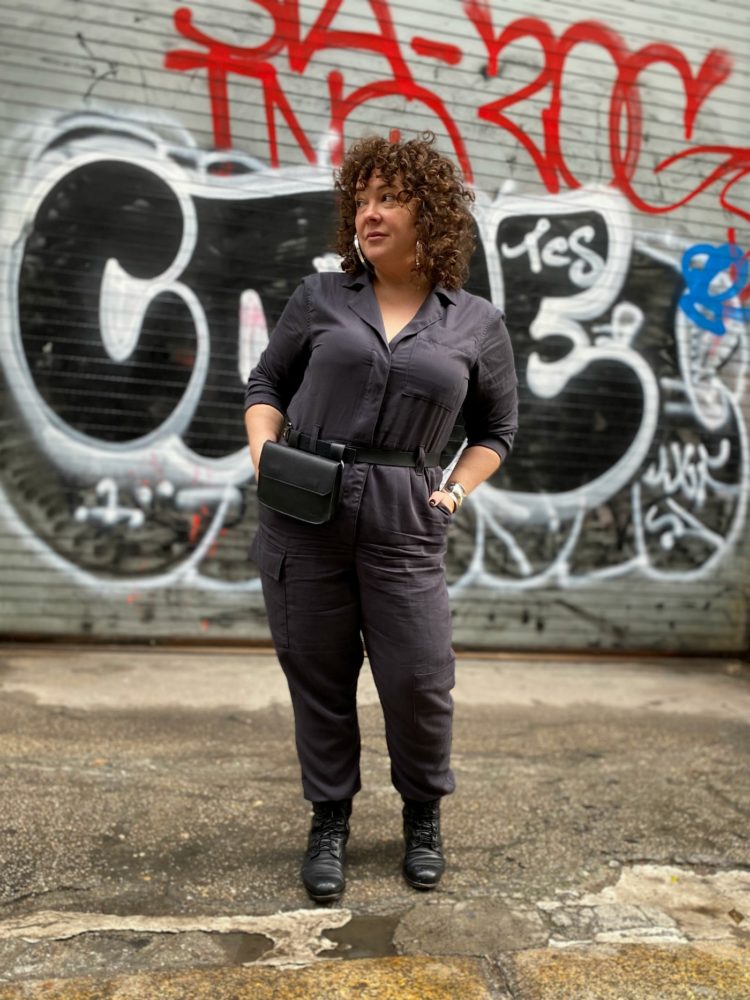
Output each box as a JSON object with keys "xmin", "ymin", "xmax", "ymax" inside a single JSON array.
[{"xmin": 257, "ymin": 440, "xmax": 345, "ymax": 525}]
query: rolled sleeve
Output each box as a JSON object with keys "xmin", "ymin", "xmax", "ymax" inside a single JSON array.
[
  {"xmin": 244, "ymin": 281, "xmax": 310, "ymax": 414},
  {"xmin": 463, "ymin": 310, "xmax": 518, "ymax": 464}
]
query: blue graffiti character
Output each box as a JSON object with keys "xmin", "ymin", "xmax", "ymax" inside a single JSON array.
[{"xmin": 680, "ymin": 241, "xmax": 750, "ymax": 335}]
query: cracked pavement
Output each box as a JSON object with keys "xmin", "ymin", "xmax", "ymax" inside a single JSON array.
[{"xmin": 0, "ymin": 646, "xmax": 749, "ymax": 998}]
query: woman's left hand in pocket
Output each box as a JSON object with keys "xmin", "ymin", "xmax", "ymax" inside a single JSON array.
[{"xmin": 428, "ymin": 490, "xmax": 457, "ymax": 515}]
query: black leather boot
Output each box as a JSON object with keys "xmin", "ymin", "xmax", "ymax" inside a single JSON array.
[
  {"xmin": 402, "ymin": 798, "xmax": 445, "ymax": 890},
  {"xmin": 301, "ymin": 799, "xmax": 351, "ymax": 903}
]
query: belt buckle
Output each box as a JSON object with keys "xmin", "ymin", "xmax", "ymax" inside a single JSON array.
[{"xmin": 327, "ymin": 441, "xmax": 349, "ymax": 463}]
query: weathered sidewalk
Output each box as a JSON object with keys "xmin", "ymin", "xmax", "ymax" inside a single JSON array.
[{"xmin": 0, "ymin": 645, "xmax": 748, "ymax": 998}]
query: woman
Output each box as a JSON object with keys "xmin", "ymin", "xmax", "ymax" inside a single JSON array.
[{"xmin": 244, "ymin": 133, "xmax": 517, "ymax": 903}]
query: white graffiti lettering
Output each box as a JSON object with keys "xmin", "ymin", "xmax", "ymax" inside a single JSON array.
[
  {"xmin": 642, "ymin": 440, "xmax": 735, "ymax": 509},
  {"xmin": 500, "ymin": 216, "xmax": 606, "ymax": 289}
]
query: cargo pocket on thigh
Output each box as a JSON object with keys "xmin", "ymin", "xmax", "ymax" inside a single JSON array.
[
  {"xmin": 250, "ymin": 532, "xmax": 288, "ymax": 648},
  {"xmin": 412, "ymin": 662, "xmax": 455, "ymax": 740}
]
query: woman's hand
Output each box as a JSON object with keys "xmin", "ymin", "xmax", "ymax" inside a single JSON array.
[
  {"xmin": 428, "ymin": 490, "xmax": 457, "ymax": 514},
  {"xmin": 427, "ymin": 447, "xmax": 502, "ymax": 515}
]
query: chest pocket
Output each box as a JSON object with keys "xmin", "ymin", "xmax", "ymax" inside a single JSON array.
[{"xmin": 402, "ymin": 336, "xmax": 468, "ymax": 411}]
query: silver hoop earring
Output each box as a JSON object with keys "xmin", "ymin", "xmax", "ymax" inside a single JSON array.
[{"xmin": 353, "ymin": 234, "xmax": 367, "ymax": 266}]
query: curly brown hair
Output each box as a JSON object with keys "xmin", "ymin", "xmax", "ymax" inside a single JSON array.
[{"xmin": 333, "ymin": 132, "xmax": 475, "ymax": 290}]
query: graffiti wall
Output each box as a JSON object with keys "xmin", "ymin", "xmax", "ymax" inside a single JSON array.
[{"xmin": 1, "ymin": 0, "xmax": 748, "ymax": 651}]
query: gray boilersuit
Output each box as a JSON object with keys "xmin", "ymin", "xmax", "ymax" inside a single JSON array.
[{"xmin": 245, "ymin": 269, "xmax": 517, "ymax": 803}]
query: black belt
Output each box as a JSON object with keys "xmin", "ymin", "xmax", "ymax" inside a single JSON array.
[{"xmin": 285, "ymin": 428, "xmax": 441, "ymax": 469}]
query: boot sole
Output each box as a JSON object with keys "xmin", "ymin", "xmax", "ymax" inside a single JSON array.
[
  {"xmin": 403, "ymin": 873, "xmax": 441, "ymax": 890},
  {"xmin": 307, "ymin": 889, "xmax": 344, "ymax": 903}
]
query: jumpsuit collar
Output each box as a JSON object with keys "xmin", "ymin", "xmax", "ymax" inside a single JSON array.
[{"xmin": 342, "ymin": 270, "xmax": 455, "ymax": 349}]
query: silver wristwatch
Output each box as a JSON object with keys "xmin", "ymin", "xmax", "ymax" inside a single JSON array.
[{"xmin": 445, "ymin": 481, "xmax": 467, "ymax": 510}]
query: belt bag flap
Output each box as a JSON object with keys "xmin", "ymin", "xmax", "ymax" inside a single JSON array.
[{"xmin": 257, "ymin": 441, "xmax": 343, "ymax": 525}]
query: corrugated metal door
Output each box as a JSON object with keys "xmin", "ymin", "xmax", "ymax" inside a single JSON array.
[{"xmin": 1, "ymin": 0, "xmax": 748, "ymax": 651}]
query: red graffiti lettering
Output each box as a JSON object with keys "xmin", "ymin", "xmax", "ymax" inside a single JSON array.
[
  {"xmin": 164, "ymin": 0, "xmax": 748, "ymax": 221},
  {"xmin": 165, "ymin": 5, "xmax": 315, "ymax": 164},
  {"xmin": 166, "ymin": 0, "xmax": 471, "ymax": 178},
  {"xmin": 464, "ymin": 1, "xmax": 745, "ymax": 221},
  {"xmin": 410, "ymin": 37, "xmax": 463, "ymax": 66}
]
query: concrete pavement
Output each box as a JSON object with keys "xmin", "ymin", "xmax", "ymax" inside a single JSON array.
[{"xmin": 0, "ymin": 644, "xmax": 748, "ymax": 998}]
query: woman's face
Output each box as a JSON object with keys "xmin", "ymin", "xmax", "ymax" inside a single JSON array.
[{"xmin": 354, "ymin": 172, "xmax": 418, "ymax": 274}]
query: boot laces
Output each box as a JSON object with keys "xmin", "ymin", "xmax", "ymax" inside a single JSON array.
[
  {"xmin": 406, "ymin": 806, "xmax": 440, "ymax": 848},
  {"xmin": 309, "ymin": 810, "xmax": 348, "ymax": 856}
]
